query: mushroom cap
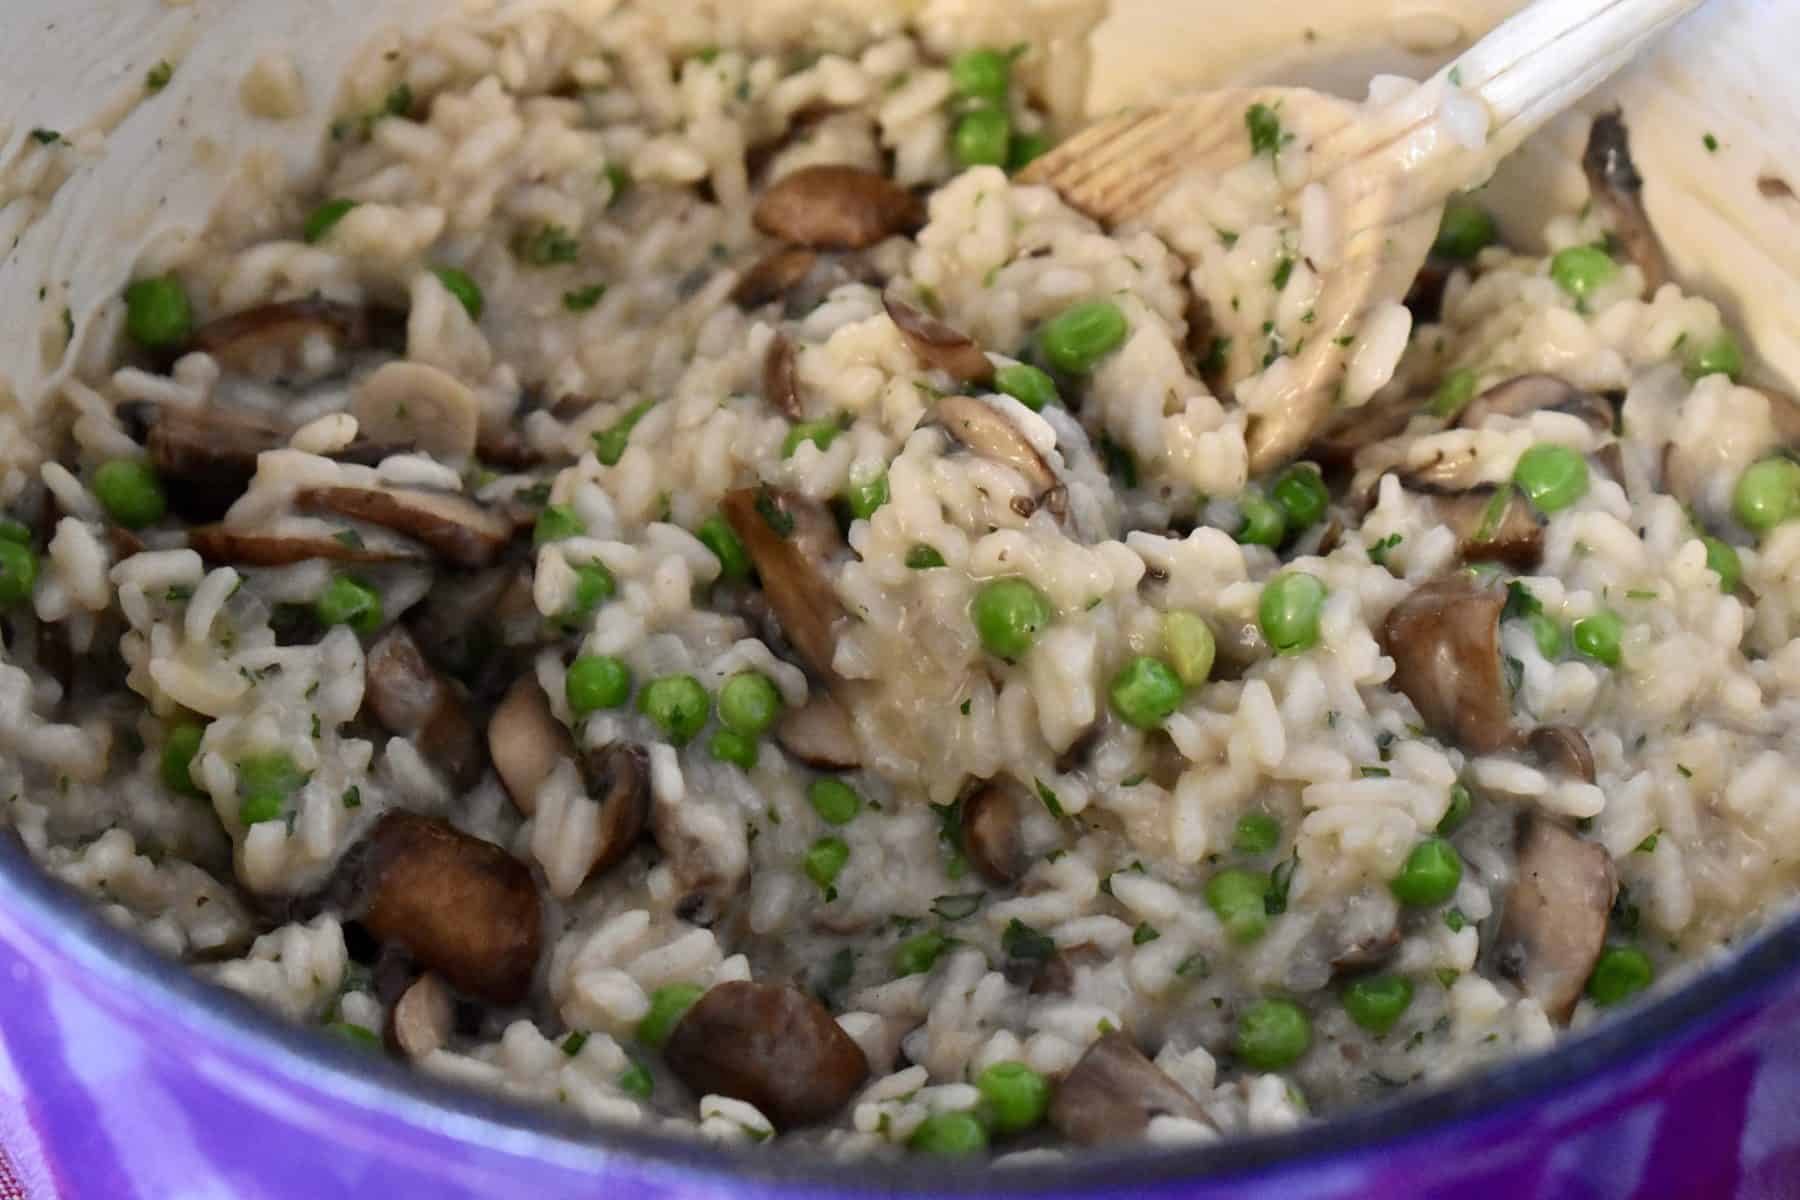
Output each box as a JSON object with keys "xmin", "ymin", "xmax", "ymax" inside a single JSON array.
[
  {"xmin": 752, "ymin": 165, "xmax": 925, "ymax": 250},
  {"xmin": 1494, "ymin": 815, "xmax": 1617, "ymax": 1023},
  {"xmin": 1047, "ymin": 1032, "xmax": 1212, "ymax": 1146},
  {"xmin": 1379, "ymin": 576, "xmax": 1519, "ymax": 755}
]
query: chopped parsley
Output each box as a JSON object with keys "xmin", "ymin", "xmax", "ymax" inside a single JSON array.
[
  {"xmin": 341, "ymin": 786, "xmax": 361, "ymax": 810},
  {"xmin": 561, "ymin": 1031, "xmax": 588, "ymax": 1056},
  {"xmin": 146, "ymin": 61, "xmax": 174, "ymax": 92},
  {"xmin": 29, "ymin": 129, "xmax": 63, "ymax": 146},
  {"xmin": 1271, "ymin": 256, "xmax": 1295, "ymax": 290},
  {"xmin": 1635, "ymin": 831, "xmax": 1660, "ymax": 854},
  {"xmin": 752, "ymin": 488, "xmax": 794, "ymax": 537},
  {"xmin": 1368, "ymin": 533, "xmax": 1402, "ymax": 566},
  {"xmin": 1131, "ymin": 922, "xmax": 1161, "ymax": 946},
  {"xmin": 563, "ymin": 284, "xmax": 607, "ymax": 311},
  {"xmin": 1001, "ymin": 918, "xmax": 1055, "ymax": 963},
  {"xmin": 513, "ymin": 225, "xmax": 580, "ymax": 266},
  {"xmin": 1245, "ymin": 103, "xmax": 1288, "ymax": 158},
  {"xmin": 1034, "ymin": 778, "xmax": 1066, "ymax": 820},
  {"xmin": 1703, "ymin": 133, "xmax": 1719, "ymax": 153},
  {"xmin": 931, "ymin": 893, "xmax": 984, "ymax": 921}
]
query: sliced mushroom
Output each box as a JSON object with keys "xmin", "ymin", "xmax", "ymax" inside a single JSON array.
[
  {"xmin": 1429, "ymin": 486, "xmax": 1544, "ymax": 569},
  {"xmin": 350, "ymin": 361, "xmax": 481, "ymax": 465},
  {"xmin": 720, "ymin": 488, "xmax": 848, "ymax": 683},
  {"xmin": 130, "ymin": 403, "xmax": 288, "ymax": 522},
  {"xmin": 1030, "ymin": 942, "xmax": 1105, "ymax": 997},
  {"xmin": 365, "ymin": 627, "xmax": 484, "ymax": 791},
  {"xmin": 187, "ymin": 524, "xmax": 427, "ymax": 566},
  {"xmin": 488, "ymin": 676, "xmax": 575, "ymax": 817},
  {"xmin": 663, "ymin": 982, "xmax": 869, "ymax": 1129},
  {"xmin": 1324, "ymin": 890, "xmax": 1404, "ymax": 975},
  {"xmin": 1379, "ymin": 576, "xmax": 1520, "ymax": 755},
  {"xmin": 583, "ymin": 741, "xmax": 652, "ymax": 877},
  {"xmin": 1527, "ymin": 725, "xmax": 1596, "ymax": 783},
  {"xmin": 774, "ymin": 692, "xmax": 863, "ymax": 770},
  {"xmin": 936, "ymin": 394, "xmax": 1065, "ymax": 520},
  {"xmin": 883, "ymin": 295, "xmax": 993, "ymax": 385},
  {"xmin": 389, "ymin": 972, "xmax": 454, "ymax": 1060},
  {"xmin": 763, "ymin": 333, "xmax": 804, "ymax": 420},
  {"xmin": 349, "ymin": 811, "xmax": 542, "ymax": 1005},
  {"xmin": 1048, "ymin": 1032, "xmax": 1212, "ymax": 1146},
  {"xmin": 959, "ymin": 777, "xmax": 1031, "ymax": 886},
  {"xmin": 1309, "ymin": 392, "xmax": 1423, "ymax": 469},
  {"xmin": 1457, "ymin": 374, "xmax": 1612, "ymax": 434},
  {"xmin": 190, "ymin": 299, "xmax": 383, "ymax": 380},
  {"xmin": 1494, "ymin": 814, "xmax": 1617, "ymax": 1023},
  {"xmin": 733, "ymin": 247, "xmax": 819, "ymax": 308},
  {"xmin": 650, "ymin": 797, "xmax": 745, "ymax": 929},
  {"xmin": 296, "ymin": 485, "xmax": 511, "ymax": 569},
  {"xmin": 1582, "ymin": 110, "xmax": 1670, "ymax": 294},
  {"xmin": 752, "ymin": 165, "xmax": 925, "ymax": 251}
]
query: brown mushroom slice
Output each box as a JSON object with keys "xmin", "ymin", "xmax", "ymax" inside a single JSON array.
[
  {"xmin": 662, "ymin": 981, "xmax": 869, "ymax": 1129},
  {"xmin": 366, "ymin": 627, "xmax": 484, "ymax": 791},
  {"xmin": 650, "ymin": 797, "xmax": 745, "ymax": 928},
  {"xmin": 1048, "ymin": 1032, "xmax": 1212, "ymax": 1146},
  {"xmin": 389, "ymin": 972, "xmax": 454, "ymax": 1060},
  {"xmin": 352, "ymin": 811, "xmax": 542, "ymax": 1005},
  {"xmin": 1581, "ymin": 110, "xmax": 1670, "ymax": 295},
  {"xmin": 1308, "ymin": 390, "xmax": 1424, "ymax": 468},
  {"xmin": 296, "ymin": 485, "xmax": 511, "ymax": 569},
  {"xmin": 488, "ymin": 676, "xmax": 576, "ymax": 817},
  {"xmin": 1429, "ymin": 486, "xmax": 1544, "ymax": 569},
  {"xmin": 1029, "ymin": 942, "xmax": 1106, "ymax": 997},
  {"xmin": 1457, "ymin": 374, "xmax": 1613, "ymax": 434},
  {"xmin": 883, "ymin": 295, "xmax": 994, "ymax": 385},
  {"xmin": 936, "ymin": 394, "xmax": 1065, "ymax": 520},
  {"xmin": 733, "ymin": 247, "xmax": 819, "ymax": 308},
  {"xmin": 1323, "ymin": 891, "xmax": 1403, "ymax": 975},
  {"xmin": 762, "ymin": 333, "xmax": 803, "ymax": 420},
  {"xmin": 350, "ymin": 361, "xmax": 481, "ymax": 464},
  {"xmin": 583, "ymin": 742, "xmax": 652, "ymax": 877},
  {"xmin": 1379, "ymin": 576, "xmax": 1520, "ymax": 755},
  {"xmin": 721, "ymin": 488, "xmax": 849, "ymax": 684},
  {"xmin": 190, "ymin": 299, "xmax": 377, "ymax": 379},
  {"xmin": 133, "ymin": 403, "xmax": 289, "ymax": 522},
  {"xmin": 1494, "ymin": 815, "xmax": 1617, "ymax": 1023},
  {"xmin": 959, "ymin": 777, "xmax": 1031, "ymax": 886},
  {"xmin": 752, "ymin": 165, "xmax": 925, "ymax": 251},
  {"xmin": 774, "ymin": 692, "xmax": 862, "ymax": 770},
  {"xmin": 1527, "ymin": 725, "xmax": 1596, "ymax": 783},
  {"xmin": 188, "ymin": 523, "xmax": 427, "ymax": 566}
]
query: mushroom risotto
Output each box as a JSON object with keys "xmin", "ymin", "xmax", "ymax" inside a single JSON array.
[{"xmin": 4, "ymin": 0, "xmax": 1797, "ymax": 1160}]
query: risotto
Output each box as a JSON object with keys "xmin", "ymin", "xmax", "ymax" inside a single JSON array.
[{"xmin": 3, "ymin": 0, "xmax": 1796, "ymax": 1161}]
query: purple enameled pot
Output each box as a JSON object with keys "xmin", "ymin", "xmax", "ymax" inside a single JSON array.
[{"xmin": 0, "ymin": 837, "xmax": 1797, "ymax": 1198}]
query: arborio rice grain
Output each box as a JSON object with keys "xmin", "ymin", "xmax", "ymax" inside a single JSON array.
[{"xmin": 4, "ymin": 0, "xmax": 1798, "ymax": 1162}]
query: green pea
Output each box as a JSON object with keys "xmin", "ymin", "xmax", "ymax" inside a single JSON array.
[
  {"xmin": 1007, "ymin": 131, "xmax": 1050, "ymax": 173},
  {"xmin": 975, "ymin": 1061, "xmax": 1051, "ymax": 1135},
  {"xmin": 637, "ymin": 674, "xmax": 710, "ymax": 745},
  {"xmin": 161, "ymin": 721, "xmax": 206, "ymax": 798},
  {"xmin": 844, "ymin": 471, "xmax": 889, "ymax": 521},
  {"xmin": 804, "ymin": 835, "xmax": 850, "ymax": 893},
  {"xmin": 906, "ymin": 545, "xmax": 947, "ymax": 570},
  {"xmin": 533, "ymin": 504, "xmax": 584, "ymax": 546},
  {"xmin": 1436, "ymin": 782, "xmax": 1472, "ymax": 836},
  {"xmin": 1340, "ymin": 974, "xmax": 1414, "ymax": 1036},
  {"xmin": 93, "ymin": 460, "xmax": 167, "ymax": 529},
  {"xmin": 237, "ymin": 751, "xmax": 306, "ymax": 825},
  {"xmin": 593, "ymin": 400, "xmax": 655, "ymax": 466},
  {"xmin": 1258, "ymin": 572, "xmax": 1326, "ymax": 655},
  {"xmin": 1390, "ymin": 837, "xmax": 1462, "ymax": 907},
  {"xmin": 971, "ymin": 577, "xmax": 1053, "ymax": 660},
  {"xmin": 1161, "ymin": 611, "xmax": 1216, "ymax": 688},
  {"xmin": 315, "ymin": 574, "xmax": 383, "ymax": 635},
  {"xmin": 1526, "ymin": 612, "xmax": 1565, "ymax": 660},
  {"xmin": 1206, "ymin": 868, "xmax": 1270, "ymax": 943},
  {"xmin": 907, "ymin": 1111, "xmax": 989, "ymax": 1156},
  {"xmin": 953, "ymin": 107, "xmax": 1012, "ymax": 169},
  {"xmin": 1586, "ymin": 945, "xmax": 1653, "ymax": 1006},
  {"xmin": 718, "ymin": 672, "xmax": 783, "ymax": 736},
  {"xmin": 0, "ymin": 519, "xmax": 29, "ymax": 543},
  {"xmin": 568, "ymin": 562, "xmax": 616, "ymax": 616},
  {"xmin": 782, "ymin": 419, "xmax": 842, "ymax": 458},
  {"xmin": 708, "ymin": 729, "xmax": 758, "ymax": 770},
  {"xmin": 1429, "ymin": 367, "xmax": 1479, "ymax": 419},
  {"xmin": 1572, "ymin": 609, "xmax": 1624, "ymax": 667},
  {"xmin": 949, "ymin": 48, "xmax": 1013, "ymax": 102},
  {"xmin": 1234, "ymin": 998, "xmax": 1312, "ymax": 1070},
  {"xmin": 893, "ymin": 930, "xmax": 950, "ymax": 977},
  {"xmin": 1686, "ymin": 329, "xmax": 1742, "ymax": 381},
  {"xmin": 808, "ymin": 777, "xmax": 861, "ymax": 825},
  {"xmin": 430, "ymin": 266, "xmax": 484, "ymax": 321},
  {"xmin": 1433, "ymin": 197, "xmax": 1497, "ymax": 262},
  {"xmin": 1038, "ymin": 300, "xmax": 1128, "ymax": 374},
  {"xmin": 994, "ymin": 363, "xmax": 1059, "ymax": 412},
  {"xmin": 1513, "ymin": 444, "xmax": 1589, "ymax": 513},
  {"xmin": 123, "ymin": 276, "xmax": 194, "ymax": 349},
  {"xmin": 636, "ymin": 982, "xmax": 704, "ymax": 1048},
  {"xmin": 697, "ymin": 513, "xmax": 751, "ymax": 582},
  {"xmin": 0, "ymin": 539, "xmax": 37, "ymax": 608},
  {"xmin": 1270, "ymin": 464, "xmax": 1329, "ymax": 531},
  {"xmin": 1236, "ymin": 491, "xmax": 1287, "ymax": 547},
  {"xmin": 617, "ymin": 1059, "xmax": 655, "ymax": 1099},
  {"xmin": 1108, "ymin": 656, "xmax": 1184, "ymax": 729},
  {"xmin": 1233, "ymin": 812, "xmax": 1280, "ymax": 856},
  {"xmin": 1733, "ymin": 457, "xmax": 1800, "ymax": 534},
  {"xmin": 1702, "ymin": 536, "xmax": 1742, "ymax": 593},
  {"xmin": 302, "ymin": 198, "xmax": 358, "ymax": 244},
  {"xmin": 566, "ymin": 655, "xmax": 632, "ymax": 715},
  {"xmin": 1549, "ymin": 245, "xmax": 1618, "ymax": 304}
]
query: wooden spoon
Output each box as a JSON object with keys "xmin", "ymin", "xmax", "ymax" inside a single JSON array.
[{"xmin": 1021, "ymin": 0, "xmax": 1705, "ymax": 475}]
